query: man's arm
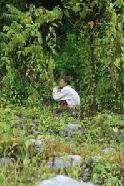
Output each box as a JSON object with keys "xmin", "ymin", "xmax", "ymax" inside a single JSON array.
[{"xmin": 52, "ymin": 87, "xmax": 68, "ymax": 101}]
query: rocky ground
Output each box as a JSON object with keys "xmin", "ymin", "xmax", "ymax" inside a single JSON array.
[{"xmin": 0, "ymin": 107, "xmax": 124, "ymax": 185}]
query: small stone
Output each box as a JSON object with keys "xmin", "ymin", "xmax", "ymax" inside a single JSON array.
[
  {"xmin": 30, "ymin": 139, "xmax": 46, "ymax": 148},
  {"xmin": 46, "ymin": 155, "xmax": 82, "ymax": 170},
  {"xmin": 33, "ymin": 119, "xmax": 40, "ymax": 124},
  {"xmin": 0, "ymin": 157, "xmax": 14, "ymax": 167},
  {"xmin": 82, "ymin": 172, "xmax": 90, "ymax": 177},
  {"xmin": 32, "ymin": 130, "xmax": 40, "ymax": 136},
  {"xmin": 25, "ymin": 179, "xmax": 32, "ymax": 186},
  {"xmin": 37, "ymin": 175, "xmax": 95, "ymax": 186},
  {"xmin": 80, "ymin": 163, "xmax": 87, "ymax": 169},
  {"xmin": 107, "ymin": 115, "xmax": 112, "ymax": 120},
  {"xmin": 102, "ymin": 147, "xmax": 115, "ymax": 155},
  {"xmin": 80, "ymin": 172, "xmax": 91, "ymax": 182},
  {"xmin": 19, "ymin": 116, "xmax": 27, "ymax": 124},
  {"xmin": 46, "ymin": 129, "xmax": 60, "ymax": 135},
  {"xmin": 91, "ymin": 156, "xmax": 98, "ymax": 163}
]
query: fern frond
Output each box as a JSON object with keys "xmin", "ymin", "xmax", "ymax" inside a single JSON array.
[{"xmin": 3, "ymin": 4, "xmax": 24, "ymax": 21}]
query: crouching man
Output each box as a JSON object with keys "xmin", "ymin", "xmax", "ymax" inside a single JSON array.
[{"xmin": 52, "ymin": 76, "xmax": 80, "ymax": 116}]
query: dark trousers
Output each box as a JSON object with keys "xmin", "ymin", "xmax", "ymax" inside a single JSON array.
[{"xmin": 53, "ymin": 100, "xmax": 80, "ymax": 118}]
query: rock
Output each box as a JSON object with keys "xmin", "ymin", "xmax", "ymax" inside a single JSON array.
[
  {"xmin": 46, "ymin": 155, "xmax": 82, "ymax": 170},
  {"xmin": 102, "ymin": 147, "xmax": 115, "ymax": 155},
  {"xmin": 80, "ymin": 163, "xmax": 87, "ymax": 169},
  {"xmin": 81, "ymin": 172, "xmax": 91, "ymax": 178},
  {"xmin": 19, "ymin": 116, "xmax": 27, "ymax": 124},
  {"xmin": 65, "ymin": 124, "xmax": 85, "ymax": 137},
  {"xmin": 46, "ymin": 129, "xmax": 60, "ymax": 136},
  {"xmin": 0, "ymin": 157, "xmax": 14, "ymax": 167},
  {"xmin": 32, "ymin": 130, "xmax": 40, "ymax": 136},
  {"xmin": 91, "ymin": 156, "xmax": 98, "ymax": 163},
  {"xmin": 33, "ymin": 119, "xmax": 40, "ymax": 124},
  {"xmin": 80, "ymin": 172, "xmax": 91, "ymax": 182},
  {"xmin": 91, "ymin": 156, "xmax": 103, "ymax": 164},
  {"xmin": 37, "ymin": 175, "xmax": 95, "ymax": 186},
  {"xmin": 107, "ymin": 115, "xmax": 112, "ymax": 120},
  {"xmin": 46, "ymin": 124, "xmax": 85, "ymax": 137},
  {"xmin": 80, "ymin": 163, "xmax": 90, "ymax": 182},
  {"xmin": 25, "ymin": 179, "xmax": 33, "ymax": 186},
  {"xmin": 29, "ymin": 139, "xmax": 47, "ymax": 148}
]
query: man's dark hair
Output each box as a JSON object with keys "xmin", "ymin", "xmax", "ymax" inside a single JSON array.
[{"xmin": 60, "ymin": 76, "xmax": 71, "ymax": 85}]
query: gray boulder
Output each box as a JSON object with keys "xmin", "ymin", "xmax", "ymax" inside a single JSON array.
[
  {"xmin": 65, "ymin": 124, "xmax": 85, "ymax": 137},
  {"xmin": 46, "ymin": 124, "xmax": 85, "ymax": 137},
  {"xmin": 37, "ymin": 175, "xmax": 95, "ymax": 186},
  {"xmin": 102, "ymin": 147, "xmax": 115, "ymax": 155},
  {"xmin": 46, "ymin": 155, "xmax": 82, "ymax": 170}
]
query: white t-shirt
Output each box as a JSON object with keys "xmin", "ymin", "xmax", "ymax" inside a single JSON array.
[{"xmin": 53, "ymin": 85, "xmax": 80, "ymax": 107}]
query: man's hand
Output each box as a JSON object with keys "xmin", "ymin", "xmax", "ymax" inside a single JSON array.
[
  {"xmin": 53, "ymin": 82, "xmax": 57, "ymax": 87},
  {"xmin": 53, "ymin": 86, "xmax": 58, "ymax": 92},
  {"xmin": 53, "ymin": 82, "xmax": 59, "ymax": 92}
]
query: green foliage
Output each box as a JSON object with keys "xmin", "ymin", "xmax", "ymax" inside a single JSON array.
[
  {"xmin": 0, "ymin": 5, "xmax": 61, "ymax": 105},
  {"xmin": 54, "ymin": 0, "xmax": 124, "ymax": 113},
  {"xmin": 0, "ymin": 0, "xmax": 26, "ymax": 30}
]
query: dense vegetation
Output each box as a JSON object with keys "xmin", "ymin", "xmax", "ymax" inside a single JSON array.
[
  {"xmin": 0, "ymin": 0, "xmax": 124, "ymax": 112},
  {"xmin": 0, "ymin": 0, "xmax": 124, "ymax": 185}
]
